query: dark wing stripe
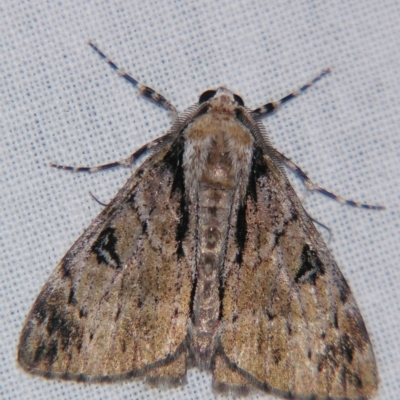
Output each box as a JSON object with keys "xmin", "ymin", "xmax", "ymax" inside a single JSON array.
[
  {"xmin": 163, "ymin": 136, "xmax": 189, "ymax": 257},
  {"xmin": 235, "ymin": 146, "xmax": 269, "ymax": 264}
]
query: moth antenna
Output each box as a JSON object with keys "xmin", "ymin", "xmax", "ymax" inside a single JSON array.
[
  {"xmin": 87, "ymin": 40, "xmax": 179, "ymax": 120},
  {"xmin": 251, "ymin": 68, "xmax": 331, "ymax": 116}
]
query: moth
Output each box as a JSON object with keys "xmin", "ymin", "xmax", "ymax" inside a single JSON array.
[{"xmin": 18, "ymin": 42, "xmax": 381, "ymax": 400}]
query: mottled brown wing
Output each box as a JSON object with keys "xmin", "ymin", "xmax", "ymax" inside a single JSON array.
[
  {"xmin": 18, "ymin": 143, "xmax": 193, "ymax": 383},
  {"xmin": 216, "ymin": 155, "xmax": 378, "ymax": 399}
]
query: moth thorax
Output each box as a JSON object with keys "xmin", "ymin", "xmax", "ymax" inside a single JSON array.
[{"xmin": 183, "ymin": 112, "xmax": 253, "ymax": 196}]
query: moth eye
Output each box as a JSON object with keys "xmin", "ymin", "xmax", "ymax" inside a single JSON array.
[
  {"xmin": 233, "ymin": 94, "xmax": 244, "ymax": 107},
  {"xmin": 199, "ymin": 90, "xmax": 217, "ymax": 103}
]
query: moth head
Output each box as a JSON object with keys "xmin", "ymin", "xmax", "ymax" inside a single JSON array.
[{"xmin": 198, "ymin": 87, "xmax": 245, "ymax": 108}]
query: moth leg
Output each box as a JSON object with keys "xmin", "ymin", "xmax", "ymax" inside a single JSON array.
[
  {"xmin": 145, "ymin": 351, "xmax": 188, "ymax": 388},
  {"xmin": 275, "ymin": 150, "xmax": 385, "ymax": 210},
  {"xmin": 309, "ymin": 215, "xmax": 333, "ymax": 242},
  {"xmin": 212, "ymin": 353, "xmax": 252, "ymax": 396},
  {"xmin": 87, "ymin": 40, "xmax": 179, "ymax": 121},
  {"xmin": 88, "ymin": 191, "xmax": 108, "ymax": 206},
  {"xmin": 251, "ymin": 68, "xmax": 331, "ymax": 117},
  {"xmin": 50, "ymin": 134, "xmax": 168, "ymax": 172},
  {"xmin": 300, "ymin": 189, "xmax": 332, "ymax": 239}
]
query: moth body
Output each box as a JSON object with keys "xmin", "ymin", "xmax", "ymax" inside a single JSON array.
[
  {"xmin": 184, "ymin": 89, "xmax": 253, "ymax": 367},
  {"xmin": 18, "ymin": 43, "xmax": 380, "ymax": 400}
]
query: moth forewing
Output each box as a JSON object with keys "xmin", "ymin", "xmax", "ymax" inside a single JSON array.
[{"xmin": 18, "ymin": 43, "xmax": 379, "ymax": 400}]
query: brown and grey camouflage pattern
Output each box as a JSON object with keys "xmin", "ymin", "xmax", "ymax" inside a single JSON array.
[{"xmin": 18, "ymin": 43, "xmax": 379, "ymax": 400}]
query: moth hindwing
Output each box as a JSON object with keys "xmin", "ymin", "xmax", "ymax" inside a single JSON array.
[{"xmin": 18, "ymin": 42, "xmax": 380, "ymax": 400}]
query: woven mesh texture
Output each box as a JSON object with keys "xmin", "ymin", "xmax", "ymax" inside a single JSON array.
[{"xmin": 2, "ymin": 1, "xmax": 399, "ymax": 399}]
